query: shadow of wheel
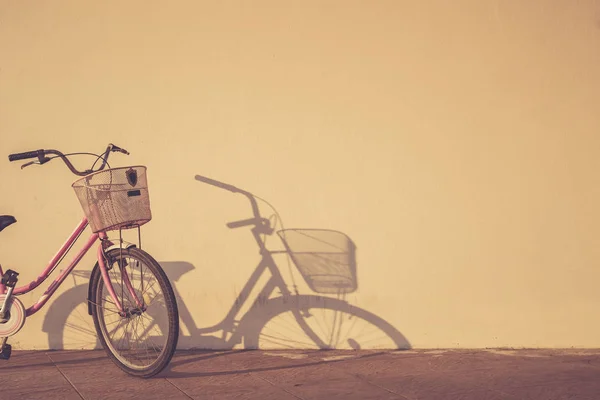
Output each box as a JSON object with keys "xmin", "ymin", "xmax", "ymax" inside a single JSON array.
[
  {"xmin": 240, "ymin": 295, "xmax": 411, "ymax": 350},
  {"xmin": 43, "ymin": 284, "xmax": 101, "ymax": 350}
]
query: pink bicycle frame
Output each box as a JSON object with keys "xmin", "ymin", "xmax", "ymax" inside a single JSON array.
[{"xmin": 0, "ymin": 217, "xmax": 142, "ymax": 316}]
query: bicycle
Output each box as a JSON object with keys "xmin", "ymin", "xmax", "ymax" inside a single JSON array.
[
  {"xmin": 0, "ymin": 144, "xmax": 179, "ymax": 378},
  {"xmin": 45, "ymin": 174, "xmax": 410, "ymax": 353}
]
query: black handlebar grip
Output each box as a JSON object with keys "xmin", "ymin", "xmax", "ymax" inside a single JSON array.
[
  {"xmin": 110, "ymin": 144, "xmax": 130, "ymax": 155},
  {"xmin": 194, "ymin": 174, "xmax": 239, "ymax": 193},
  {"xmin": 8, "ymin": 149, "xmax": 44, "ymax": 162}
]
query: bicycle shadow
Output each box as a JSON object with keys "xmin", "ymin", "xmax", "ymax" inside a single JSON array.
[
  {"xmin": 43, "ymin": 174, "xmax": 411, "ymax": 359},
  {"xmin": 43, "ymin": 259, "xmax": 411, "ymax": 352}
]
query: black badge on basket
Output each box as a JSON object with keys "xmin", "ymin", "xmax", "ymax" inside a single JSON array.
[{"xmin": 126, "ymin": 168, "xmax": 138, "ymax": 187}]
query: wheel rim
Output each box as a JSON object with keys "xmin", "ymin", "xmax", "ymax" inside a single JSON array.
[{"xmin": 96, "ymin": 254, "xmax": 171, "ymax": 370}]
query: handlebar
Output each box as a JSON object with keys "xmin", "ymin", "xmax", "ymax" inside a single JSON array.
[{"xmin": 8, "ymin": 143, "xmax": 129, "ymax": 176}]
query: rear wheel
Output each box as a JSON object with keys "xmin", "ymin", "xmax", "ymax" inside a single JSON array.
[{"xmin": 90, "ymin": 247, "xmax": 179, "ymax": 378}]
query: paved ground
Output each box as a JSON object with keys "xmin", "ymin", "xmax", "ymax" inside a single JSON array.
[{"xmin": 1, "ymin": 349, "xmax": 599, "ymax": 399}]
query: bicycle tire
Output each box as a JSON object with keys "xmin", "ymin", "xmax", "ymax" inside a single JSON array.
[{"xmin": 90, "ymin": 247, "xmax": 179, "ymax": 378}]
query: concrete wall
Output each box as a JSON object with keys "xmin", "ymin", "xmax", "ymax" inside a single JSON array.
[{"xmin": 1, "ymin": 1, "xmax": 599, "ymax": 350}]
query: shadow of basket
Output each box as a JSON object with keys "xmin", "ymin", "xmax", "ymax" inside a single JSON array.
[{"xmin": 277, "ymin": 229, "xmax": 357, "ymax": 294}]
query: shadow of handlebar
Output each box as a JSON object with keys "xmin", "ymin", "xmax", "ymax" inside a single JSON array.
[
  {"xmin": 195, "ymin": 174, "xmax": 263, "ymax": 227},
  {"xmin": 195, "ymin": 174, "xmax": 240, "ymax": 194}
]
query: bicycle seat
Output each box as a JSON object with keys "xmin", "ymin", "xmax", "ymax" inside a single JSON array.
[{"xmin": 0, "ymin": 216, "xmax": 16, "ymax": 233}]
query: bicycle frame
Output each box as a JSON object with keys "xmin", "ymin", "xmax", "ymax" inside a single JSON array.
[{"xmin": 0, "ymin": 217, "xmax": 136, "ymax": 317}]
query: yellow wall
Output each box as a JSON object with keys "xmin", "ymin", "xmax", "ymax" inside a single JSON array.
[{"xmin": 1, "ymin": 1, "xmax": 599, "ymax": 350}]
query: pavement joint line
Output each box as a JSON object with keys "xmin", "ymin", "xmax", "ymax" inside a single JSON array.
[
  {"xmin": 324, "ymin": 356, "xmax": 412, "ymax": 400},
  {"xmin": 45, "ymin": 352, "xmax": 86, "ymax": 400},
  {"xmin": 249, "ymin": 372, "xmax": 306, "ymax": 400},
  {"xmin": 351, "ymin": 373, "xmax": 413, "ymax": 400},
  {"xmin": 221, "ymin": 349, "xmax": 305, "ymax": 399},
  {"xmin": 585, "ymin": 360, "xmax": 600, "ymax": 369},
  {"xmin": 164, "ymin": 377, "xmax": 194, "ymax": 400}
]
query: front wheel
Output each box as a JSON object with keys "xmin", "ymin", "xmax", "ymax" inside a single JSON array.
[{"xmin": 90, "ymin": 247, "xmax": 179, "ymax": 378}]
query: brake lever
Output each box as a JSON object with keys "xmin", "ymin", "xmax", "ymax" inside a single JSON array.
[
  {"xmin": 20, "ymin": 161, "xmax": 37, "ymax": 169},
  {"xmin": 20, "ymin": 156, "xmax": 51, "ymax": 169}
]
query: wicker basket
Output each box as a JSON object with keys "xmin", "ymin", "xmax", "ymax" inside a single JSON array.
[
  {"xmin": 72, "ymin": 166, "xmax": 152, "ymax": 233},
  {"xmin": 277, "ymin": 229, "xmax": 357, "ymax": 294}
]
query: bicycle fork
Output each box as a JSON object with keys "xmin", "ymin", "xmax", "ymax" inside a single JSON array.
[{"xmin": 96, "ymin": 239, "xmax": 144, "ymax": 317}]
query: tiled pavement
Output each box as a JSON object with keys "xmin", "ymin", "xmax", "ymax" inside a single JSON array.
[{"xmin": 2, "ymin": 349, "xmax": 599, "ymax": 399}]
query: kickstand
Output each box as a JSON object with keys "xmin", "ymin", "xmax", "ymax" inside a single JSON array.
[{"xmin": 0, "ymin": 337, "xmax": 11, "ymax": 360}]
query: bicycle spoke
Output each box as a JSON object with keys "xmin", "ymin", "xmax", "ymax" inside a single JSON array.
[
  {"xmin": 105, "ymin": 318, "xmax": 125, "ymax": 328},
  {"xmin": 140, "ymin": 313, "xmax": 166, "ymax": 340},
  {"xmin": 130, "ymin": 319, "xmax": 146, "ymax": 362},
  {"xmin": 89, "ymin": 299, "xmax": 121, "ymax": 315},
  {"xmin": 139, "ymin": 316, "xmax": 162, "ymax": 355},
  {"xmin": 140, "ymin": 280, "xmax": 159, "ymax": 299},
  {"xmin": 116, "ymin": 318, "xmax": 132, "ymax": 351},
  {"xmin": 108, "ymin": 319, "xmax": 125, "ymax": 342},
  {"xmin": 143, "ymin": 292, "xmax": 163, "ymax": 309},
  {"xmin": 139, "ymin": 320, "xmax": 161, "ymax": 362}
]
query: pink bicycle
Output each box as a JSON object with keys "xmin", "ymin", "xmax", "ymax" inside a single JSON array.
[{"xmin": 0, "ymin": 144, "xmax": 179, "ymax": 378}]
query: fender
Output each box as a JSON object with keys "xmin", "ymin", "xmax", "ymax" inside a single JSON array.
[{"xmin": 87, "ymin": 241, "xmax": 137, "ymax": 315}]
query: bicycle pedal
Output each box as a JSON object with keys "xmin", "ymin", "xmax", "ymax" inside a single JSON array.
[
  {"xmin": 0, "ymin": 344, "xmax": 11, "ymax": 360},
  {"xmin": 0, "ymin": 270, "xmax": 19, "ymax": 288}
]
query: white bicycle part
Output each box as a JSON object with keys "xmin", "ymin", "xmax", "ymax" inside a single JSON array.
[{"xmin": 0, "ymin": 294, "xmax": 26, "ymax": 337}]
